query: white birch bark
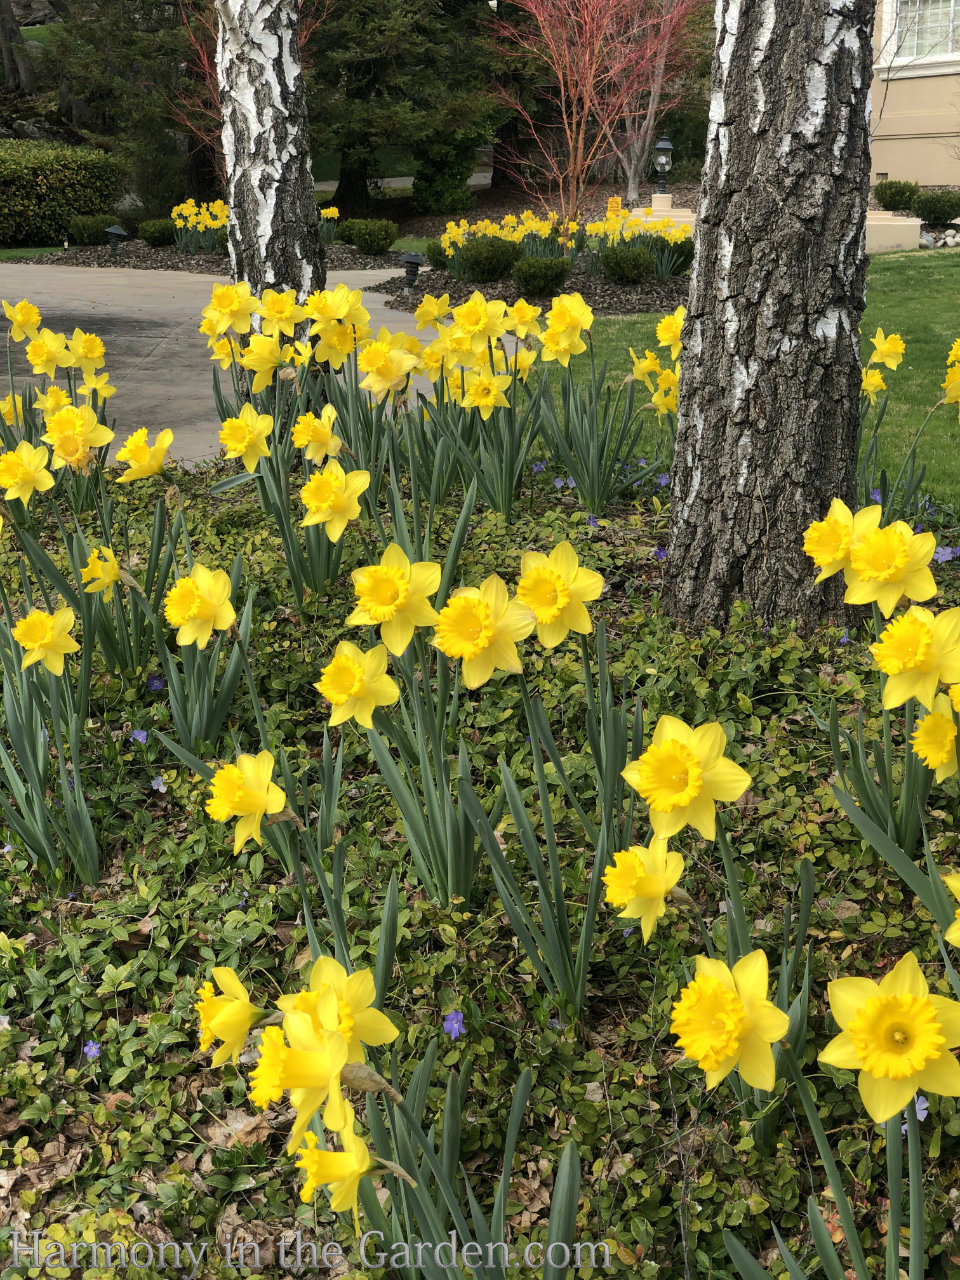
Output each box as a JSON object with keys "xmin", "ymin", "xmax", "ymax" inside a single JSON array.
[
  {"xmin": 664, "ymin": 0, "xmax": 877, "ymax": 626},
  {"xmin": 215, "ymin": 0, "xmax": 324, "ymax": 297}
]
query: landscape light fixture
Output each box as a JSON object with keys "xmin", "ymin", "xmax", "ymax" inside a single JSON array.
[
  {"xmin": 653, "ymin": 134, "xmax": 674, "ymax": 196},
  {"xmin": 106, "ymin": 224, "xmax": 128, "ymax": 258},
  {"xmin": 402, "ymin": 252, "xmax": 427, "ymax": 295}
]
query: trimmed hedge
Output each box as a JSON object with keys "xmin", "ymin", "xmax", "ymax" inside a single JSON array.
[
  {"xmin": 0, "ymin": 140, "xmax": 127, "ymax": 247},
  {"xmin": 137, "ymin": 218, "xmax": 176, "ymax": 247},
  {"xmin": 601, "ymin": 243, "xmax": 656, "ymax": 285},
  {"xmin": 873, "ymin": 179, "xmax": 920, "ymax": 212},
  {"xmin": 459, "ymin": 235, "xmax": 521, "ymax": 283},
  {"xmin": 425, "ymin": 239, "xmax": 448, "ymax": 272},
  {"xmin": 335, "ymin": 218, "xmax": 398, "ymax": 254},
  {"xmin": 911, "ymin": 189, "xmax": 960, "ymax": 226},
  {"xmin": 67, "ymin": 214, "xmax": 119, "ymax": 246},
  {"xmin": 511, "ymin": 255, "xmax": 572, "ymax": 295}
]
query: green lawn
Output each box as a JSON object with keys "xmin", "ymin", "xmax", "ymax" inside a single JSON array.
[
  {"xmin": 589, "ymin": 248, "xmax": 960, "ymax": 509},
  {"xmin": 0, "ymin": 245, "xmax": 60, "ymax": 261}
]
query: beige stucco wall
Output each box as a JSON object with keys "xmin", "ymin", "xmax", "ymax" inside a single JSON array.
[{"xmin": 871, "ymin": 68, "xmax": 960, "ymax": 185}]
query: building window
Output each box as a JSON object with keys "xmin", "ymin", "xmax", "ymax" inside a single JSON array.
[{"xmin": 896, "ymin": 0, "xmax": 958, "ymax": 57}]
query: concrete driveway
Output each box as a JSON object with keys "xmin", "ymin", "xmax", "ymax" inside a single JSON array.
[{"xmin": 0, "ymin": 264, "xmax": 412, "ymax": 464}]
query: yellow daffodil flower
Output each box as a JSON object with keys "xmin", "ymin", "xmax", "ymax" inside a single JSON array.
[
  {"xmin": 202, "ymin": 282, "xmax": 259, "ymax": 337},
  {"xmin": 2, "ymin": 297, "xmax": 41, "ymax": 342},
  {"xmin": 803, "ymin": 498, "xmax": 855, "ymax": 582},
  {"xmin": 206, "ymin": 750, "xmax": 287, "ymax": 854},
  {"xmin": 861, "ymin": 367, "xmax": 886, "ymax": 406},
  {"xmin": 277, "ymin": 957, "xmax": 399, "ymax": 1064},
  {"xmin": 239, "ymin": 333, "xmax": 292, "ymax": 394},
  {"xmin": 292, "ymin": 406, "xmax": 341, "ymax": 463},
  {"xmin": 870, "ymin": 606, "xmax": 960, "ymax": 710},
  {"xmin": 12, "ymin": 606, "xmax": 80, "ymax": 676},
  {"xmin": 0, "ymin": 441, "xmax": 55, "ymax": 505},
  {"xmin": 26, "ymin": 328, "xmax": 71, "ymax": 379},
  {"xmin": 432, "ymin": 575, "xmax": 535, "ymax": 689},
  {"xmin": 546, "ymin": 293, "xmax": 593, "ymax": 338},
  {"xmin": 80, "ymin": 547, "xmax": 121, "ymax": 600},
  {"xmin": 78, "ymin": 371, "xmax": 117, "ymax": 402},
  {"xmin": 195, "ymin": 967, "xmax": 263, "ymax": 1067},
  {"xmin": 219, "ymin": 403, "xmax": 273, "ymax": 473},
  {"xmin": 910, "ymin": 693, "xmax": 958, "ymax": 781},
  {"xmin": 629, "ymin": 348, "xmax": 661, "ymax": 392},
  {"xmin": 819, "ymin": 951, "xmax": 960, "ymax": 1123},
  {"xmin": 249, "ymin": 1018, "xmax": 349, "ymax": 1152},
  {"xmin": 0, "ymin": 393, "xmax": 22, "ymax": 427},
  {"xmin": 33, "ymin": 384, "xmax": 71, "ymax": 416},
  {"xmin": 314, "ymin": 642, "xmax": 399, "ymax": 728},
  {"xmin": 299, "ymin": 461, "xmax": 370, "ymax": 540},
  {"xmin": 114, "ymin": 428, "xmax": 174, "ymax": 482},
  {"xmin": 65, "ymin": 328, "xmax": 106, "ymax": 378},
  {"xmin": 257, "ymin": 288, "xmax": 307, "ymax": 338},
  {"xmin": 671, "ymin": 950, "xmax": 788, "ymax": 1091},
  {"xmin": 603, "ymin": 840, "xmax": 684, "ymax": 942},
  {"xmin": 516, "ymin": 541, "xmax": 604, "ymax": 648},
  {"xmin": 162, "ymin": 563, "xmax": 236, "ymax": 649},
  {"xmin": 505, "ymin": 299, "xmax": 542, "ymax": 339},
  {"xmin": 656, "ymin": 305, "xmax": 686, "ymax": 361},
  {"xmin": 623, "ymin": 714, "xmax": 750, "ymax": 841},
  {"xmin": 414, "ymin": 293, "xmax": 452, "ymax": 331},
  {"xmin": 870, "ymin": 327, "xmax": 906, "ymax": 371},
  {"xmin": 944, "ymin": 874, "xmax": 960, "ymax": 946},
  {"xmin": 42, "ymin": 404, "xmax": 113, "ymax": 473},
  {"xmin": 462, "ymin": 368, "xmax": 511, "ymax": 420},
  {"xmin": 348, "ymin": 544, "xmax": 440, "ymax": 655},
  {"xmin": 843, "ymin": 507, "xmax": 937, "ymax": 617},
  {"xmin": 296, "ymin": 1102, "xmax": 373, "ymax": 1232}
]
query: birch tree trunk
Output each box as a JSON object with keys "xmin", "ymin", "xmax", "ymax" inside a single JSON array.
[
  {"xmin": 0, "ymin": 0, "xmax": 36, "ymax": 93},
  {"xmin": 215, "ymin": 0, "xmax": 324, "ymax": 297},
  {"xmin": 664, "ymin": 0, "xmax": 876, "ymax": 627}
]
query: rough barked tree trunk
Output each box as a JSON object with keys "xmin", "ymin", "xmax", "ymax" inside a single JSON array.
[
  {"xmin": 664, "ymin": 0, "xmax": 876, "ymax": 627},
  {"xmin": 214, "ymin": 0, "xmax": 324, "ymax": 296},
  {"xmin": 0, "ymin": 0, "xmax": 36, "ymax": 93}
]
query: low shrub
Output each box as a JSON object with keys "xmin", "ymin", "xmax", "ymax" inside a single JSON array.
[
  {"xmin": 874, "ymin": 179, "xmax": 921, "ymax": 212},
  {"xmin": 336, "ymin": 218, "xmax": 398, "ymax": 254},
  {"xmin": 215, "ymin": 227, "xmax": 229, "ymax": 255},
  {"xmin": 511, "ymin": 255, "xmax": 572, "ymax": 295},
  {"xmin": 425, "ymin": 239, "xmax": 448, "ymax": 272},
  {"xmin": 911, "ymin": 189, "xmax": 960, "ymax": 226},
  {"xmin": 0, "ymin": 140, "xmax": 126, "ymax": 247},
  {"xmin": 601, "ymin": 243, "xmax": 656, "ymax": 285},
  {"xmin": 459, "ymin": 234, "xmax": 522, "ymax": 283},
  {"xmin": 137, "ymin": 217, "xmax": 177, "ymax": 247},
  {"xmin": 66, "ymin": 214, "xmax": 119, "ymax": 246}
]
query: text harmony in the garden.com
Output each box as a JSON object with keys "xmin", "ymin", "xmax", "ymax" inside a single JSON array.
[{"xmin": 8, "ymin": 1230, "xmax": 615, "ymax": 1275}]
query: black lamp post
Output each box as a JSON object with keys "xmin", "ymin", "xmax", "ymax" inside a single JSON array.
[
  {"xmin": 402, "ymin": 252, "xmax": 426, "ymax": 295},
  {"xmin": 653, "ymin": 135, "xmax": 674, "ymax": 196},
  {"xmin": 105, "ymin": 224, "xmax": 128, "ymax": 258}
]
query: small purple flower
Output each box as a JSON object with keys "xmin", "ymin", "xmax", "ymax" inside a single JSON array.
[
  {"xmin": 870, "ymin": 489, "xmax": 882, "ymax": 503},
  {"xmin": 553, "ymin": 477, "xmax": 564, "ymax": 490},
  {"xmin": 622, "ymin": 928, "xmax": 635, "ymax": 938},
  {"xmin": 566, "ymin": 476, "xmax": 575, "ymax": 489},
  {"xmin": 657, "ymin": 473, "xmax": 670, "ymax": 488},
  {"xmin": 151, "ymin": 775, "xmax": 167, "ymax": 794},
  {"xmin": 653, "ymin": 547, "xmax": 667, "ymax": 562},
  {"xmin": 638, "ymin": 457, "xmax": 647, "ymax": 467},
  {"xmin": 82, "ymin": 1040, "xmax": 100, "ymax": 1061},
  {"xmin": 443, "ymin": 1010, "xmax": 465, "ymax": 1040},
  {"xmin": 587, "ymin": 515, "xmax": 598, "ymax": 528},
  {"xmin": 839, "ymin": 628, "xmax": 850, "ymax": 646},
  {"xmin": 532, "ymin": 462, "xmax": 545, "ymax": 474},
  {"xmin": 146, "ymin": 675, "xmax": 165, "ymax": 692},
  {"xmin": 67, "ymin": 778, "xmax": 74, "ymax": 792},
  {"xmin": 914, "ymin": 524, "xmax": 924, "ymax": 534},
  {"xmin": 547, "ymin": 1017, "xmax": 568, "ymax": 1030},
  {"xmin": 130, "ymin": 729, "xmax": 148, "ymax": 745},
  {"xmin": 934, "ymin": 546, "xmax": 954, "ymax": 564},
  {"xmin": 902, "ymin": 1094, "xmax": 929, "ymax": 1134},
  {"xmin": 0, "ymin": 843, "xmax": 11, "ymax": 854}
]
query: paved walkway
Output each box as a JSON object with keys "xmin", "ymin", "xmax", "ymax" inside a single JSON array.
[{"xmin": 0, "ymin": 264, "xmax": 415, "ymax": 465}]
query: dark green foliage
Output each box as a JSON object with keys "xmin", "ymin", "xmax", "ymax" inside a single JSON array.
[
  {"xmin": 66, "ymin": 214, "xmax": 120, "ymax": 246},
  {"xmin": 215, "ymin": 226, "xmax": 229, "ymax": 255},
  {"xmin": 911, "ymin": 189, "xmax": 960, "ymax": 226},
  {"xmin": 601, "ymin": 243, "xmax": 656, "ymax": 285},
  {"xmin": 459, "ymin": 234, "xmax": 522, "ymax": 283},
  {"xmin": 335, "ymin": 217, "xmax": 398, "ymax": 254},
  {"xmin": 511, "ymin": 255, "xmax": 572, "ymax": 294},
  {"xmin": 873, "ymin": 179, "xmax": 921, "ymax": 212},
  {"xmin": 411, "ymin": 132, "xmax": 481, "ymax": 215},
  {"xmin": 137, "ymin": 217, "xmax": 177, "ymax": 247},
  {"xmin": 0, "ymin": 140, "xmax": 126, "ymax": 246},
  {"xmin": 425, "ymin": 238, "xmax": 448, "ymax": 271}
]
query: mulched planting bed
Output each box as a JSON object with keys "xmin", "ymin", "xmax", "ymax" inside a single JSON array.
[
  {"xmin": 4, "ymin": 240, "xmax": 410, "ymax": 273},
  {"xmin": 380, "ymin": 262, "xmax": 691, "ymax": 317}
]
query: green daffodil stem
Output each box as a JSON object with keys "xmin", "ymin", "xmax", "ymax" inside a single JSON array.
[
  {"xmin": 872, "ymin": 603, "xmax": 895, "ymax": 805},
  {"xmin": 779, "ymin": 1043, "xmax": 871, "ymax": 1280},
  {"xmin": 231, "ymin": 630, "xmax": 271, "ymax": 751},
  {"xmin": 905, "ymin": 1100, "xmax": 924, "ymax": 1280},
  {"xmin": 885, "ymin": 1117, "xmax": 903, "ymax": 1280}
]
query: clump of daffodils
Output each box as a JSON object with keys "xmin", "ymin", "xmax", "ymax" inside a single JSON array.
[{"xmin": 195, "ymin": 957, "xmax": 400, "ymax": 1232}]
